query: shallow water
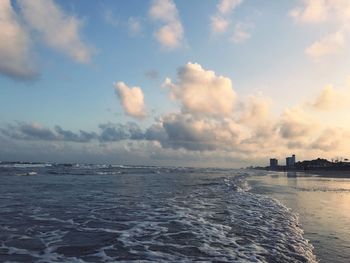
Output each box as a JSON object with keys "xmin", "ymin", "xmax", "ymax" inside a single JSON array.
[
  {"xmin": 0, "ymin": 164, "xmax": 317, "ymax": 262},
  {"xmin": 249, "ymin": 171, "xmax": 350, "ymax": 263}
]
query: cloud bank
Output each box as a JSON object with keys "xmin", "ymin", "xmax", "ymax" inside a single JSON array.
[
  {"xmin": 1, "ymin": 122, "xmax": 145, "ymax": 143},
  {"xmin": 3, "ymin": 62, "xmax": 350, "ymax": 166},
  {"xmin": 117, "ymin": 63, "xmax": 350, "ymax": 163}
]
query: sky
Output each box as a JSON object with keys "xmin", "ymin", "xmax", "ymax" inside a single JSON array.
[{"xmin": 1, "ymin": 0, "xmax": 350, "ymax": 167}]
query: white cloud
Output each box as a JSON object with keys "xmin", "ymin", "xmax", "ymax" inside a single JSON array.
[
  {"xmin": 114, "ymin": 82, "xmax": 146, "ymax": 119},
  {"xmin": 311, "ymin": 84, "xmax": 350, "ymax": 110},
  {"xmin": 18, "ymin": 0, "xmax": 93, "ymax": 64},
  {"xmin": 291, "ymin": 0, "xmax": 350, "ymax": 24},
  {"xmin": 278, "ymin": 107, "xmax": 317, "ymax": 139},
  {"xmin": 0, "ymin": 0, "xmax": 36, "ymax": 80},
  {"xmin": 231, "ymin": 22, "xmax": 252, "ymax": 43},
  {"xmin": 149, "ymin": 0, "xmax": 184, "ymax": 49},
  {"xmin": 305, "ymin": 31, "xmax": 345, "ymax": 58},
  {"xmin": 150, "ymin": 113, "xmax": 242, "ymax": 151},
  {"xmin": 210, "ymin": 0, "xmax": 243, "ymax": 34},
  {"xmin": 239, "ymin": 95, "xmax": 272, "ymax": 127},
  {"xmin": 154, "ymin": 22, "xmax": 183, "ymax": 48},
  {"xmin": 310, "ymin": 128, "xmax": 343, "ymax": 151},
  {"xmin": 210, "ymin": 16, "xmax": 230, "ymax": 34},
  {"xmin": 312, "ymin": 85, "xmax": 340, "ymax": 109},
  {"xmin": 163, "ymin": 62, "xmax": 236, "ymax": 116},
  {"xmin": 290, "ymin": 0, "xmax": 329, "ymax": 24},
  {"xmin": 149, "ymin": 0, "xmax": 177, "ymax": 22},
  {"xmin": 291, "ymin": 0, "xmax": 350, "ymax": 58},
  {"xmin": 217, "ymin": 0, "xmax": 243, "ymax": 15}
]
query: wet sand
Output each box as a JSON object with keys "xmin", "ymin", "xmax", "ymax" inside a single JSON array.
[{"xmin": 249, "ymin": 171, "xmax": 350, "ymax": 263}]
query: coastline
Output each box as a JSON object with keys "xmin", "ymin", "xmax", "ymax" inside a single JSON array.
[
  {"xmin": 298, "ymin": 169, "xmax": 350, "ymax": 178},
  {"xmin": 252, "ymin": 168, "xmax": 350, "ymax": 178}
]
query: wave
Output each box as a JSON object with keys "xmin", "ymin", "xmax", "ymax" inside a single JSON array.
[{"xmin": 0, "ymin": 168, "xmax": 317, "ymax": 262}]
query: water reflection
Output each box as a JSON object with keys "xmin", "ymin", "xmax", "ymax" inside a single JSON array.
[
  {"xmin": 286, "ymin": 171, "xmax": 297, "ymax": 178},
  {"xmin": 249, "ymin": 172, "xmax": 350, "ymax": 263}
]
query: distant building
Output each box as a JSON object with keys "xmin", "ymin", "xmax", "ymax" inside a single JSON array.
[
  {"xmin": 286, "ymin": 154, "xmax": 296, "ymax": 167},
  {"xmin": 270, "ymin": 158, "xmax": 278, "ymax": 168}
]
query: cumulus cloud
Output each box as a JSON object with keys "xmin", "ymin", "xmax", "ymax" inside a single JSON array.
[
  {"xmin": 218, "ymin": 0, "xmax": 243, "ymax": 15},
  {"xmin": 290, "ymin": 0, "xmax": 330, "ymax": 24},
  {"xmin": 290, "ymin": 0, "xmax": 350, "ymax": 24},
  {"xmin": 145, "ymin": 122, "xmax": 168, "ymax": 142},
  {"xmin": 310, "ymin": 84, "xmax": 350, "ymax": 110},
  {"xmin": 146, "ymin": 113, "xmax": 241, "ymax": 151},
  {"xmin": 163, "ymin": 62, "xmax": 236, "ymax": 116},
  {"xmin": 18, "ymin": 0, "xmax": 93, "ymax": 64},
  {"xmin": 291, "ymin": 0, "xmax": 350, "ymax": 58},
  {"xmin": 153, "ymin": 63, "xmax": 350, "ymax": 158},
  {"xmin": 278, "ymin": 107, "xmax": 317, "ymax": 139},
  {"xmin": 238, "ymin": 95, "xmax": 276, "ymax": 141},
  {"xmin": 310, "ymin": 128, "xmax": 343, "ymax": 151},
  {"xmin": 0, "ymin": 0, "xmax": 37, "ymax": 80},
  {"xmin": 305, "ymin": 31, "xmax": 345, "ymax": 58},
  {"xmin": 210, "ymin": 0, "xmax": 243, "ymax": 34},
  {"xmin": 211, "ymin": 15, "xmax": 230, "ymax": 34},
  {"xmin": 114, "ymin": 82, "xmax": 146, "ymax": 119},
  {"xmin": 149, "ymin": 0, "xmax": 184, "ymax": 49},
  {"xmin": 239, "ymin": 96, "xmax": 271, "ymax": 124},
  {"xmin": 146, "ymin": 64, "xmax": 281, "ymax": 155}
]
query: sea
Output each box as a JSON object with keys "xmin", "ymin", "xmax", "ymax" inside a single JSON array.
[{"xmin": 0, "ymin": 163, "xmax": 349, "ymax": 262}]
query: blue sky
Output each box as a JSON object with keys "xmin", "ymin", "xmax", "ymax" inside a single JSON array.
[{"xmin": 1, "ymin": 0, "xmax": 350, "ymax": 167}]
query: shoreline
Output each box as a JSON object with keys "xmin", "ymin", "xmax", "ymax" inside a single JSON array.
[
  {"xmin": 248, "ymin": 171, "xmax": 350, "ymax": 263},
  {"xmin": 259, "ymin": 168, "xmax": 350, "ymax": 178}
]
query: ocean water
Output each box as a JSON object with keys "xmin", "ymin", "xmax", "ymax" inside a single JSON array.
[{"xmin": 0, "ymin": 164, "xmax": 319, "ymax": 262}]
